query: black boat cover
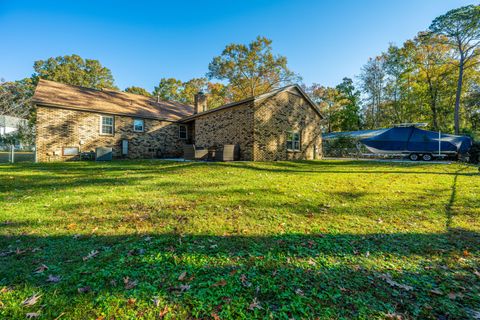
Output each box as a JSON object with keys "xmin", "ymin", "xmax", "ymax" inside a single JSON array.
[{"xmin": 360, "ymin": 126, "xmax": 472, "ymax": 154}]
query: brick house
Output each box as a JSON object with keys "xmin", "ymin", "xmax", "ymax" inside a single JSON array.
[{"xmin": 33, "ymin": 79, "xmax": 323, "ymax": 162}]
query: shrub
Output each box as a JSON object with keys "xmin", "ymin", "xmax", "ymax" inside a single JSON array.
[
  {"xmin": 469, "ymin": 141, "xmax": 480, "ymax": 164},
  {"xmin": 323, "ymin": 135, "xmax": 361, "ymax": 157}
]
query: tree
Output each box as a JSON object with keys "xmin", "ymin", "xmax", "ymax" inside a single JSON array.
[
  {"xmin": 207, "ymin": 36, "xmax": 300, "ymax": 100},
  {"xmin": 181, "ymin": 78, "xmax": 208, "ymax": 104},
  {"xmin": 152, "ymin": 77, "xmax": 231, "ymax": 110},
  {"xmin": 335, "ymin": 78, "xmax": 361, "ymax": 131},
  {"xmin": 0, "ymin": 78, "xmax": 35, "ymax": 118},
  {"xmin": 152, "ymin": 78, "xmax": 183, "ymax": 102},
  {"xmin": 430, "ymin": 4, "xmax": 480, "ymax": 134},
  {"xmin": 33, "ymin": 54, "xmax": 117, "ymax": 90},
  {"xmin": 359, "ymin": 57, "xmax": 386, "ymax": 129},
  {"xmin": 307, "ymin": 84, "xmax": 341, "ymax": 133},
  {"xmin": 124, "ymin": 86, "xmax": 151, "ymax": 97},
  {"xmin": 409, "ymin": 33, "xmax": 457, "ymax": 131}
]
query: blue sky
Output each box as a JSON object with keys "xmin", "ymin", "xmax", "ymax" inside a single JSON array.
[{"xmin": 0, "ymin": 0, "xmax": 474, "ymax": 91}]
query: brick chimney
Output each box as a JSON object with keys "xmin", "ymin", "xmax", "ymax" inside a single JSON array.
[{"xmin": 194, "ymin": 92, "xmax": 207, "ymax": 114}]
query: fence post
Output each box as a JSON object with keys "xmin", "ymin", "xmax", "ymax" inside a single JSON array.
[{"xmin": 9, "ymin": 145, "xmax": 15, "ymax": 163}]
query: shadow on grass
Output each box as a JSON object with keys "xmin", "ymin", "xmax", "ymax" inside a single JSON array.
[{"xmin": 0, "ymin": 229, "xmax": 479, "ymax": 319}]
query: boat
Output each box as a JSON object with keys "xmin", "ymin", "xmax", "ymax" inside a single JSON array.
[{"xmin": 360, "ymin": 125, "xmax": 472, "ymax": 161}]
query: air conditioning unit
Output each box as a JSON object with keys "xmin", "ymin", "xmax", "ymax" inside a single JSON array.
[{"xmin": 95, "ymin": 147, "xmax": 113, "ymax": 161}]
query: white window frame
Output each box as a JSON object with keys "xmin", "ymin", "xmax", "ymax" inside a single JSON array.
[
  {"xmin": 286, "ymin": 131, "xmax": 301, "ymax": 151},
  {"xmin": 133, "ymin": 118, "xmax": 144, "ymax": 132},
  {"xmin": 62, "ymin": 147, "xmax": 79, "ymax": 156},
  {"xmin": 179, "ymin": 125, "xmax": 188, "ymax": 140},
  {"xmin": 100, "ymin": 115, "xmax": 114, "ymax": 135}
]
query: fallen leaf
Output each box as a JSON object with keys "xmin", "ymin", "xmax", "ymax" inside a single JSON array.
[
  {"xmin": 211, "ymin": 312, "xmax": 221, "ymax": 320},
  {"xmin": 307, "ymin": 258, "xmax": 316, "ymax": 266},
  {"xmin": 212, "ymin": 279, "xmax": 227, "ymax": 287},
  {"xmin": 83, "ymin": 250, "xmax": 99, "ymax": 261},
  {"xmin": 67, "ymin": 223, "xmax": 76, "ymax": 230},
  {"xmin": 240, "ymin": 274, "xmax": 252, "ymax": 287},
  {"xmin": 22, "ymin": 293, "xmax": 41, "ymax": 307},
  {"xmin": 429, "ymin": 288, "xmax": 443, "ymax": 295},
  {"xmin": 34, "ymin": 264, "xmax": 48, "ymax": 274},
  {"xmin": 127, "ymin": 298, "xmax": 136, "ymax": 306},
  {"xmin": 448, "ymin": 292, "xmax": 464, "ymax": 300},
  {"xmin": 152, "ymin": 296, "xmax": 160, "ymax": 307},
  {"xmin": 179, "ymin": 284, "xmax": 190, "ymax": 292},
  {"xmin": 377, "ymin": 273, "xmax": 413, "ymax": 291},
  {"xmin": 123, "ymin": 277, "xmax": 138, "ymax": 290},
  {"xmin": 248, "ymin": 297, "xmax": 262, "ymax": 310},
  {"xmin": 474, "ymin": 270, "xmax": 480, "ymax": 278},
  {"xmin": 295, "ymin": 288, "xmax": 304, "ymax": 296},
  {"xmin": 0, "ymin": 287, "xmax": 12, "ymax": 294},
  {"xmin": 47, "ymin": 275, "xmax": 61, "ymax": 283},
  {"xmin": 26, "ymin": 312, "xmax": 40, "ymax": 318},
  {"xmin": 229, "ymin": 269, "xmax": 238, "ymax": 276},
  {"xmin": 78, "ymin": 286, "xmax": 91, "ymax": 293},
  {"xmin": 159, "ymin": 305, "xmax": 169, "ymax": 318},
  {"xmin": 178, "ymin": 271, "xmax": 187, "ymax": 281}
]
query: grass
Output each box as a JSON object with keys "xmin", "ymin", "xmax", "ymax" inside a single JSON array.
[{"xmin": 0, "ymin": 160, "xmax": 479, "ymax": 319}]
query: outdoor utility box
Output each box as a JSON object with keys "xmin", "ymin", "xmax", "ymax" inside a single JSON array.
[
  {"xmin": 95, "ymin": 147, "xmax": 113, "ymax": 161},
  {"xmin": 121, "ymin": 139, "xmax": 128, "ymax": 156}
]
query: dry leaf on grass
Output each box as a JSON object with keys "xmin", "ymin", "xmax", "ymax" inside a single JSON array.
[
  {"xmin": 22, "ymin": 293, "xmax": 41, "ymax": 307},
  {"xmin": 123, "ymin": 277, "xmax": 138, "ymax": 290},
  {"xmin": 212, "ymin": 279, "xmax": 227, "ymax": 287},
  {"xmin": 178, "ymin": 271, "xmax": 187, "ymax": 281},
  {"xmin": 34, "ymin": 264, "xmax": 48, "ymax": 274},
  {"xmin": 78, "ymin": 286, "xmax": 91, "ymax": 293},
  {"xmin": 47, "ymin": 275, "xmax": 61, "ymax": 283},
  {"xmin": 152, "ymin": 296, "xmax": 160, "ymax": 307},
  {"xmin": 26, "ymin": 312, "xmax": 40, "ymax": 318},
  {"xmin": 429, "ymin": 288, "xmax": 443, "ymax": 295},
  {"xmin": 248, "ymin": 297, "xmax": 262, "ymax": 310},
  {"xmin": 159, "ymin": 305, "xmax": 169, "ymax": 318},
  {"xmin": 82, "ymin": 250, "xmax": 99, "ymax": 261},
  {"xmin": 179, "ymin": 284, "xmax": 191, "ymax": 292},
  {"xmin": 377, "ymin": 273, "xmax": 413, "ymax": 291}
]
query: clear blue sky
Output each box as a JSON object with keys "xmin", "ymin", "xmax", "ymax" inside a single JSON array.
[{"xmin": 0, "ymin": 0, "xmax": 474, "ymax": 91}]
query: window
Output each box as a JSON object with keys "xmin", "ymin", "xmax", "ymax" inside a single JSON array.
[
  {"xmin": 286, "ymin": 131, "xmax": 301, "ymax": 151},
  {"xmin": 63, "ymin": 147, "xmax": 79, "ymax": 156},
  {"xmin": 133, "ymin": 119, "xmax": 144, "ymax": 132},
  {"xmin": 179, "ymin": 125, "xmax": 188, "ymax": 139},
  {"xmin": 100, "ymin": 115, "xmax": 114, "ymax": 135}
]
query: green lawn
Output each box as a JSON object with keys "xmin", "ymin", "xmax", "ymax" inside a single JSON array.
[{"xmin": 0, "ymin": 160, "xmax": 479, "ymax": 319}]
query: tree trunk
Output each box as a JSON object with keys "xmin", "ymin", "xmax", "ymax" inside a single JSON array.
[{"xmin": 454, "ymin": 59, "xmax": 464, "ymax": 134}]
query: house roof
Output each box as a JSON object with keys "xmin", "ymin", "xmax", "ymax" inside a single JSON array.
[
  {"xmin": 32, "ymin": 79, "xmax": 194, "ymax": 121},
  {"xmin": 179, "ymin": 84, "xmax": 323, "ymax": 122}
]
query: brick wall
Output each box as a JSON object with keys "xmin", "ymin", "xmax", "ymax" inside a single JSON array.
[
  {"xmin": 35, "ymin": 106, "xmax": 186, "ymax": 162},
  {"xmin": 193, "ymin": 101, "xmax": 255, "ymax": 161},
  {"xmin": 253, "ymin": 90, "xmax": 323, "ymax": 161}
]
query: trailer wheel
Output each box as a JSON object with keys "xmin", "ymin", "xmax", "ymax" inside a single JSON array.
[
  {"xmin": 422, "ymin": 154, "xmax": 432, "ymax": 161},
  {"xmin": 409, "ymin": 153, "xmax": 419, "ymax": 161}
]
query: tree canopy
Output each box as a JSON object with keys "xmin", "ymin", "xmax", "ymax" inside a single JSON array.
[
  {"xmin": 124, "ymin": 86, "xmax": 151, "ymax": 97},
  {"xmin": 429, "ymin": 4, "xmax": 480, "ymax": 133},
  {"xmin": 33, "ymin": 54, "xmax": 117, "ymax": 90},
  {"xmin": 207, "ymin": 36, "xmax": 300, "ymax": 100}
]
